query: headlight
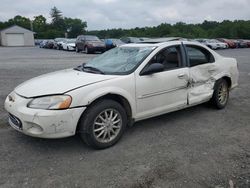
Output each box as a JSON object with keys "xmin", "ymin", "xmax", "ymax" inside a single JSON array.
[{"xmin": 27, "ymin": 95, "xmax": 72, "ymax": 110}]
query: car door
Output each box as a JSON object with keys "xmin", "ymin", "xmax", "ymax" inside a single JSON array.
[
  {"xmin": 135, "ymin": 45, "xmax": 189, "ymax": 120},
  {"xmin": 78, "ymin": 36, "xmax": 85, "ymax": 50},
  {"xmin": 184, "ymin": 45, "xmax": 218, "ymax": 105}
]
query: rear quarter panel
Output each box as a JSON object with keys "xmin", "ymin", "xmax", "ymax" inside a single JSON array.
[{"xmin": 213, "ymin": 56, "xmax": 239, "ymax": 89}]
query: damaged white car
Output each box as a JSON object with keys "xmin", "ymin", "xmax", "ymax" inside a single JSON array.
[{"xmin": 5, "ymin": 40, "xmax": 239, "ymax": 149}]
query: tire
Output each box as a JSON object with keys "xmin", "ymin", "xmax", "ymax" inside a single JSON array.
[
  {"xmin": 85, "ymin": 46, "xmax": 90, "ymax": 54},
  {"xmin": 76, "ymin": 46, "xmax": 79, "ymax": 53},
  {"xmin": 78, "ymin": 100, "xmax": 127, "ymax": 149},
  {"xmin": 211, "ymin": 79, "xmax": 229, "ymax": 109}
]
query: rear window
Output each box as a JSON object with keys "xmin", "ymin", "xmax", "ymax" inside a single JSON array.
[{"xmin": 186, "ymin": 46, "xmax": 215, "ymax": 67}]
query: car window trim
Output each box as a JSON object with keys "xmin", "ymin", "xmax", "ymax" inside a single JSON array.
[
  {"xmin": 183, "ymin": 44, "xmax": 215, "ymax": 67},
  {"xmin": 140, "ymin": 44, "xmax": 186, "ymax": 76}
]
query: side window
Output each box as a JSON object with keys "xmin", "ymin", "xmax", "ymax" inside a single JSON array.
[
  {"xmin": 186, "ymin": 46, "xmax": 214, "ymax": 67},
  {"xmin": 150, "ymin": 46, "xmax": 181, "ymax": 71}
]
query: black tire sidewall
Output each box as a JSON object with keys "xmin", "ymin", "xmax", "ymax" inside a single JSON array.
[
  {"xmin": 79, "ymin": 100, "xmax": 127, "ymax": 149},
  {"xmin": 85, "ymin": 46, "xmax": 89, "ymax": 54}
]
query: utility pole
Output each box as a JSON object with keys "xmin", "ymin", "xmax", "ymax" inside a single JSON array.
[{"xmin": 30, "ymin": 20, "xmax": 33, "ymax": 31}]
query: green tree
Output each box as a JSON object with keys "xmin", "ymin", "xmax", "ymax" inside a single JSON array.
[
  {"xmin": 7, "ymin": 15, "xmax": 31, "ymax": 30},
  {"xmin": 33, "ymin": 15, "xmax": 46, "ymax": 26},
  {"xmin": 50, "ymin": 6, "xmax": 65, "ymax": 30},
  {"xmin": 64, "ymin": 17, "xmax": 87, "ymax": 38}
]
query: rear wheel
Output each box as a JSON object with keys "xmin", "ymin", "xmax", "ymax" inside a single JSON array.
[
  {"xmin": 78, "ymin": 100, "xmax": 127, "ymax": 149},
  {"xmin": 211, "ymin": 79, "xmax": 229, "ymax": 109}
]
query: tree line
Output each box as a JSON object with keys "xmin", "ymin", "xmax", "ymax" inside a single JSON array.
[
  {"xmin": 0, "ymin": 7, "xmax": 87, "ymax": 39},
  {"xmin": 0, "ymin": 7, "xmax": 249, "ymax": 39},
  {"xmin": 87, "ymin": 20, "xmax": 250, "ymax": 39}
]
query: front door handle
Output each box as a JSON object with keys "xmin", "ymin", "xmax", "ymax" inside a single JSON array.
[
  {"xmin": 208, "ymin": 69, "xmax": 216, "ymax": 73},
  {"xmin": 178, "ymin": 74, "xmax": 186, "ymax": 79}
]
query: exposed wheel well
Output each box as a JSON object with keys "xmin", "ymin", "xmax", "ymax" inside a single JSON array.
[
  {"xmin": 221, "ymin": 76, "xmax": 232, "ymax": 89},
  {"xmin": 76, "ymin": 94, "xmax": 133, "ymax": 132}
]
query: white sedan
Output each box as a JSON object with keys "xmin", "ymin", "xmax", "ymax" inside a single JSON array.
[
  {"xmin": 197, "ymin": 39, "xmax": 228, "ymax": 50},
  {"xmin": 5, "ymin": 40, "xmax": 239, "ymax": 149},
  {"xmin": 62, "ymin": 39, "xmax": 76, "ymax": 51}
]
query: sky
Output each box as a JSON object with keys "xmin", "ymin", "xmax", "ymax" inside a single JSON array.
[{"xmin": 0, "ymin": 0, "xmax": 249, "ymax": 30}]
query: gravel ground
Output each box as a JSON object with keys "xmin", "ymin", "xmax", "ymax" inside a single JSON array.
[{"xmin": 0, "ymin": 47, "xmax": 249, "ymax": 188}]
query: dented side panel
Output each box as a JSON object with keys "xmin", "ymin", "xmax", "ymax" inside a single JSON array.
[{"xmin": 188, "ymin": 63, "xmax": 218, "ymax": 105}]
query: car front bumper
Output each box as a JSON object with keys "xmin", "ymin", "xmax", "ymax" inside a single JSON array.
[
  {"xmin": 68, "ymin": 46, "xmax": 76, "ymax": 51},
  {"xmin": 89, "ymin": 46, "xmax": 106, "ymax": 52},
  {"xmin": 4, "ymin": 92, "xmax": 86, "ymax": 138}
]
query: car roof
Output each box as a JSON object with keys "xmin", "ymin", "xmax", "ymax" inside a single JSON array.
[
  {"xmin": 120, "ymin": 39, "xmax": 202, "ymax": 48},
  {"xmin": 139, "ymin": 37, "xmax": 182, "ymax": 43}
]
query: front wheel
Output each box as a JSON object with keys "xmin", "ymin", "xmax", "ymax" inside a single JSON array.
[
  {"xmin": 76, "ymin": 46, "xmax": 80, "ymax": 53},
  {"xmin": 78, "ymin": 100, "xmax": 127, "ymax": 149},
  {"xmin": 211, "ymin": 79, "xmax": 229, "ymax": 109},
  {"xmin": 84, "ymin": 46, "xmax": 89, "ymax": 54}
]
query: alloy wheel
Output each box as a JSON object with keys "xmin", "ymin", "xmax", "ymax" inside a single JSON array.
[
  {"xmin": 218, "ymin": 82, "xmax": 228, "ymax": 105},
  {"xmin": 93, "ymin": 109, "xmax": 122, "ymax": 143}
]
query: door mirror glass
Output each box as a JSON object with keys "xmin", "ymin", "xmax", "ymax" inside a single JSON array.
[{"xmin": 140, "ymin": 63, "xmax": 164, "ymax": 75}]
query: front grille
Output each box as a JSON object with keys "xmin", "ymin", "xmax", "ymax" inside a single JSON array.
[{"xmin": 9, "ymin": 113, "xmax": 22, "ymax": 129}]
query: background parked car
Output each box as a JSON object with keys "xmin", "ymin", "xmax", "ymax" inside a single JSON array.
[
  {"xmin": 244, "ymin": 40, "xmax": 250, "ymax": 47},
  {"xmin": 43, "ymin": 40, "xmax": 56, "ymax": 49},
  {"xmin": 105, "ymin": 38, "xmax": 125, "ymax": 50},
  {"xmin": 39, "ymin": 40, "xmax": 48, "ymax": 48},
  {"xmin": 207, "ymin": 39, "xmax": 228, "ymax": 49},
  {"xmin": 195, "ymin": 39, "xmax": 228, "ymax": 50},
  {"xmin": 54, "ymin": 38, "xmax": 66, "ymax": 50},
  {"xmin": 235, "ymin": 39, "xmax": 248, "ymax": 48},
  {"xmin": 35, "ymin": 39, "xmax": 43, "ymax": 46},
  {"xmin": 120, "ymin": 37, "xmax": 142, "ymax": 43},
  {"xmin": 217, "ymin": 38, "xmax": 237, "ymax": 48},
  {"xmin": 62, "ymin": 39, "xmax": 76, "ymax": 51},
  {"xmin": 75, "ymin": 35, "xmax": 106, "ymax": 54}
]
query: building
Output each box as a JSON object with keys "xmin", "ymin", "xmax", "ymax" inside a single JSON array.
[{"xmin": 0, "ymin": 25, "xmax": 35, "ymax": 47}]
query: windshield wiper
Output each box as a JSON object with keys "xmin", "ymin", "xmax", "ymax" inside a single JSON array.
[
  {"xmin": 73, "ymin": 65, "xmax": 83, "ymax": 71},
  {"xmin": 74, "ymin": 64, "xmax": 105, "ymax": 74},
  {"xmin": 82, "ymin": 65, "xmax": 105, "ymax": 74}
]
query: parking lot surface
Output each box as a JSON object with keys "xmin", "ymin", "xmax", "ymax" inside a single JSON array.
[{"xmin": 0, "ymin": 47, "xmax": 250, "ymax": 188}]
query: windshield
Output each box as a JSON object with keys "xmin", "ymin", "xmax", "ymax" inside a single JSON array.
[
  {"xmin": 67, "ymin": 39, "xmax": 76, "ymax": 43},
  {"xmin": 82, "ymin": 46, "xmax": 155, "ymax": 75}
]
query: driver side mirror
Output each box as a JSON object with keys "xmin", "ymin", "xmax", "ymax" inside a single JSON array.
[{"xmin": 140, "ymin": 63, "xmax": 164, "ymax": 76}]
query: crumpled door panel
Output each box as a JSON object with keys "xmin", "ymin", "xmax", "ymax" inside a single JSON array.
[{"xmin": 188, "ymin": 64, "xmax": 218, "ymax": 105}]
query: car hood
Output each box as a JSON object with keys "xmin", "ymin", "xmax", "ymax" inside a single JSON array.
[
  {"xmin": 68, "ymin": 43, "xmax": 75, "ymax": 46},
  {"xmin": 15, "ymin": 69, "xmax": 118, "ymax": 98},
  {"xmin": 217, "ymin": 42, "xmax": 226, "ymax": 45}
]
